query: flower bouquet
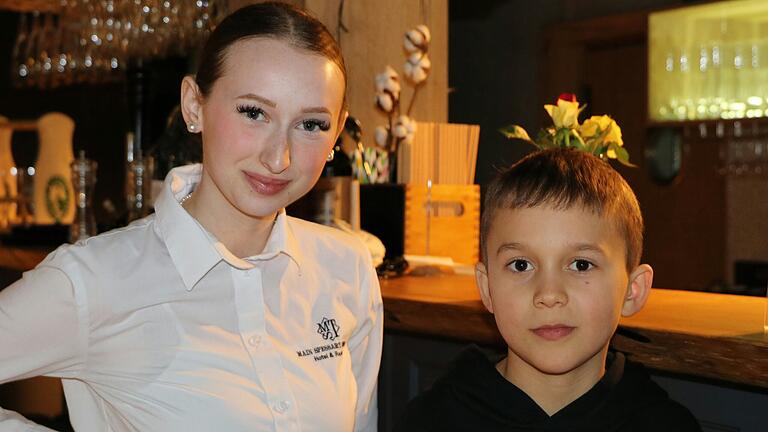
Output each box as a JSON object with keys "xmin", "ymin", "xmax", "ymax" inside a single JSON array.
[{"xmin": 500, "ymin": 93, "xmax": 634, "ymax": 166}]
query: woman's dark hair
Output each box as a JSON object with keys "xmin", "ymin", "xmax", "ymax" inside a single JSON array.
[{"xmin": 194, "ymin": 2, "xmax": 346, "ymax": 100}]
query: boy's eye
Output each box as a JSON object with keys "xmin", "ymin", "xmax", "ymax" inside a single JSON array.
[
  {"xmin": 300, "ymin": 119, "xmax": 331, "ymax": 132},
  {"xmin": 508, "ymin": 259, "xmax": 534, "ymax": 273},
  {"xmin": 568, "ymin": 259, "xmax": 594, "ymax": 272},
  {"xmin": 236, "ymin": 105, "xmax": 266, "ymax": 121}
]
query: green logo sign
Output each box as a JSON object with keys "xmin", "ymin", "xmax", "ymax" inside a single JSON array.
[{"xmin": 45, "ymin": 175, "xmax": 70, "ymax": 223}]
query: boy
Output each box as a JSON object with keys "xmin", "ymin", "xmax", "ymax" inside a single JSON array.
[{"xmin": 396, "ymin": 149, "xmax": 701, "ymax": 431}]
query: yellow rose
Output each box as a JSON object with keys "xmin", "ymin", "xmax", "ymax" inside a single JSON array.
[
  {"xmin": 544, "ymin": 98, "xmax": 581, "ymax": 129},
  {"xmin": 580, "ymin": 115, "xmax": 623, "ymax": 157}
]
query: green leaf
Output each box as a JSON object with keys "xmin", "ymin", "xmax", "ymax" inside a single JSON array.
[
  {"xmin": 594, "ymin": 144, "xmax": 608, "ymax": 156},
  {"xmin": 570, "ymin": 130, "xmax": 586, "ymax": 150},
  {"xmin": 498, "ymin": 124, "xmax": 532, "ymax": 142},
  {"xmin": 612, "ymin": 144, "xmax": 636, "ymax": 167}
]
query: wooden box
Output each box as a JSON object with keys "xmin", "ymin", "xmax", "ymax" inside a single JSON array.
[{"xmin": 404, "ymin": 184, "xmax": 480, "ymax": 265}]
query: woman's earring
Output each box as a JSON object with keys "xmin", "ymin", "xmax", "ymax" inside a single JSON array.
[
  {"xmin": 326, "ymin": 149, "xmax": 335, "ymax": 162},
  {"xmin": 188, "ymin": 123, "xmax": 197, "ymax": 132}
]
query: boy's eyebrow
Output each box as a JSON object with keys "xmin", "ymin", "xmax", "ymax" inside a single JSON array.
[
  {"xmin": 571, "ymin": 243, "xmax": 607, "ymax": 254},
  {"xmin": 496, "ymin": 242, "xmax": 607, "ymax": 256},
  {"xmin": 496, "ymin": 242, "xmax": 524, "ymax": 256}
]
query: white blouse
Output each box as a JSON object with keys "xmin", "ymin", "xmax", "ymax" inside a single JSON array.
[{"xmin": 0, "ymin": 164, "xmax": 383, "ymax": 431}]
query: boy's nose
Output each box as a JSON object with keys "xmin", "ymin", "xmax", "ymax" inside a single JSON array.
[
  {"xmin": 260, "ymin": 130, "xmax": 291, "ymax": 174},
  {"xmin": 532, "ymin": 275, "xmax": 568, "ymax": 308}
]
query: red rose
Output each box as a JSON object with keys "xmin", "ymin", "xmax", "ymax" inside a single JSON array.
[{"xmin": 557, "ymin": 93, "xmax": 577, "ymax": 103}]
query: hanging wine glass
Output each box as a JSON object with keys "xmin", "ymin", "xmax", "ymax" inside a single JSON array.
[
  {"xmin": 22, "ymin": 12, "xmax": 43, "ymax": 88},
  {"xmin": 11, "ymin": 13, "xmax": 29, "ymax": 88}
]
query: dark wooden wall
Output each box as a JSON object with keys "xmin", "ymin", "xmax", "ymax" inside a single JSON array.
[{"xmin": 447, "ymin": 0, "xmax": 739, "ymax": 291}]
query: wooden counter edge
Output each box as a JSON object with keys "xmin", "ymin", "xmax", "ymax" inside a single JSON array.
[
  {"xmin": 4, "ymin": 247, "xmax": 768, "ymax": 390},
  {"xmin": 383, "ymin": 294, "xmax": 768, "ymax": 391}
]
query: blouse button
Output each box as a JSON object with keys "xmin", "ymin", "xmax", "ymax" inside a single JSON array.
[
  {"xmin": 273, "ymin": 400, "xmax": 291, "ymax": 413},
  {"xmin": 248, "ymin": 335, "xmax": 261, "ymax": 346}
]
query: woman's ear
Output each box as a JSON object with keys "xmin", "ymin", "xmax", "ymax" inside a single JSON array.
[
  {"xmin": 180, "ymin": 76, "xmax": 204, "ymax": 133},
  {"xmin": 334, "ymin": 110, "xmax": 349, "ymax": 143},
  {"xmin": 622, "ymin": 264, "xmax": 654, "ymax": 317},
  {"xmin": 475, "ymin": 262, "xmax": 494, "ymax": 314}
]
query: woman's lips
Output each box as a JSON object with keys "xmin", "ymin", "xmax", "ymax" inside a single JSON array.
[
  {"xmin": 532, "ymin": 325, "xmax": 575, "ymax": 341},
  {"xmin": 244, "ymin": 171, "xmax": 290, "ymax": 196}
]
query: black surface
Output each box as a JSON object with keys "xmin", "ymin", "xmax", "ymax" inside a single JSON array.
[{"xmin": 360, "ymin": 184, "xmax": 405, "ymax": 259}]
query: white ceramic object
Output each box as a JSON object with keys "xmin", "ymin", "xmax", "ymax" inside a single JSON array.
[{"xmin": 34, "ymin": 112, "xmax": 75, "ymax": 225}]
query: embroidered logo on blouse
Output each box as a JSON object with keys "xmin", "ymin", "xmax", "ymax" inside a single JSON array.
[
  {"xmin": 296, "ymin": 317, "xmax": 345, "ymax": 362},
  {"xmin": 316, "ymin": 317, "xmax": 341, "ymax": 341}
]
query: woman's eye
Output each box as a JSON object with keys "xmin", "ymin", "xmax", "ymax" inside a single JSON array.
[
  {"xmin": 236, "ymin": 105, "xmax": 266, "ymax": 121},
  {"xmin": 508, "ymin": 259, "xmax": 534, "ymax": 273},
  {"xmin": 300, "ymin": 119, "xmax": 331, "ymax": 132},
  {"xmin": 568, "ymin": 259, "xmax": 594, "ymax": 272}
]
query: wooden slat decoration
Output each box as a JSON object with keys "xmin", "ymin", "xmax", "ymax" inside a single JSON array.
[{"xmin": 399, "ymin": 122, "xmax": 480, "ymax": 185}]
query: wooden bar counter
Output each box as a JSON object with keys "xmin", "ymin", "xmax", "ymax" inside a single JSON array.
[
  {"xmin": 381, "ymin": 273, "xmax": 768, "ymax": 391},
  {"xmin": 3, "ymin": 245, "xmax": 767, "ymax": 390}
]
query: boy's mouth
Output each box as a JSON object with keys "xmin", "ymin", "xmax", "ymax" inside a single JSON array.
[{"xmin": 531, "ymin": 324, "xmax": 575, "ymax": 341}]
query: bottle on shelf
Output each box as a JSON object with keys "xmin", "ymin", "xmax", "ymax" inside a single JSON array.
[{"xmin": 70, "ymin": 150, "xmax": 97, "ymax": 242}]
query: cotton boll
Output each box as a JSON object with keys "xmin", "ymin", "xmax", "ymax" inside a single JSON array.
[
  {"xmin": 404, "ymin": 30, "xmax": 423, "ymax": 53},
  {"xmin": 416, "ymin": 25, "xmax": 431, "ymax": 44},
  {"xmin": 374, "ymin": 126, "xmax": 389, "ymax": 148},
  {"xmin": 393, "ymin": 123, "xmax": 408, "ymax": 139},
  {"xmin": 404, "ymin": 53, "xmax": 431, "ymax": 84},
  {"xmin": 417, "ymin": 53, "xmax": 431, "ymax": 70},
  {"xmin": 403, "ymin": 35, "xmax": 419, "ymax": 53},
  {"xmin": 375, "ymin": 92, "xmax": 394, "ymax": 113},
  {"xmin": 375, "ymin": 66, "xmax": 401, "ymax": 94},
  {"xmin": 411, "ymin": 68, "xmax": 427, "ymax": 84},
  {"xmin": 393, "ymin": 115, "xmax": 415, "ymax": 140},
  {"xmin": 404, "ymin": 117, "xmax": 417, "ymax": 144},
  {"xmin": 404, "ymin": 25, "xmax": 431, "ymax": 53}
]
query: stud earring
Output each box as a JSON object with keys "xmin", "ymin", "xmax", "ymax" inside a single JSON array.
[
  {"xmin": 188, "ymin": 123, "xmax": 197, "ymax": 132},
  {"xmin": 326, "ymin": 149, "xmax": 335, "ymax": 162}
]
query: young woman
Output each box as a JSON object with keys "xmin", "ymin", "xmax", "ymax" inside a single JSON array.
[{"xmin": 0, "ymin": 3, "xmax": 382, "ymax": 431}]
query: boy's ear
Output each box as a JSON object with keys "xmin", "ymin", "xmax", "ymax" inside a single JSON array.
[
  {"xmin": 621, "ymin": 264, "xmax": 653, "ymax": 317},
  {"xmin": 475, "ymin": 262, "xmax": 494, "ymax": 314},
  {"xmin": 180, "ymin": 76, "xmax": 204, "ymax": 133}
]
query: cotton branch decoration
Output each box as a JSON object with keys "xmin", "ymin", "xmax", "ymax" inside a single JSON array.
[{"xmin": 373, "ymin": 24, "xmax": 432, "ymax": 181}]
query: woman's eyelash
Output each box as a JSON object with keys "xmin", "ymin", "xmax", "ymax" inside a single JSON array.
[
  {"xmin": 236, "ymin": 104, "xmax": 265, "ymax": 120},
  {"xmin": 302, "ymin": 119, "xmax": 331, "ymax": 132}
]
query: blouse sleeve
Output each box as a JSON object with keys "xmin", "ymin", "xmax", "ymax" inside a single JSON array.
[
  {"xmin": 347, "ymin": 247, "xmax": 384, "ymax": 432},
  {"xmin": 0, "ymin": 265, "xmax": 88, "ymax": 428}
]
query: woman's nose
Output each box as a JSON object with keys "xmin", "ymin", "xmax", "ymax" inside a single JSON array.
[{"xmin": 260, "ymin": 130, "xmax": 291, "ymax": 174}]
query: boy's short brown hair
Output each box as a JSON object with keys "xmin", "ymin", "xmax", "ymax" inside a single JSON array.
[{"xmin": 480, "ymin": 148, "xmax": 643, "ymax": 271}]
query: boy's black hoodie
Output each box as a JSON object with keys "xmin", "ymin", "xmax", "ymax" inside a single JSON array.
[{"xmin": 395, "ymin": 346, "xmax": 702, "ymax": 432}]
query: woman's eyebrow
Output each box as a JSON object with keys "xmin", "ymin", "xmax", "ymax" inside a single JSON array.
[
  {"xmin": 235, "ymin": 94, "xmax": 330, "ymax": 115},
  {"xmin": 301, "ymin": 106, "xmax": 331, "ymax": 114},
  {"xmin": 236, "ymin": 93, "xmax": 276, "ymax": 107}
]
